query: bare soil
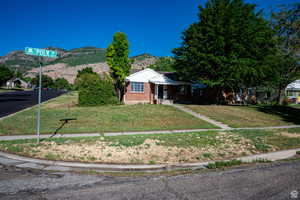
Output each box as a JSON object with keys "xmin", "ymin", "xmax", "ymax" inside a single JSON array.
[{"xmin": 6, "ymin": 132, "xmax": 259, "ymax": 164}]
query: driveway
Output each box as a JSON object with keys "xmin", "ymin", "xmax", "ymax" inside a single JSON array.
[
  {"xmin": 0, "ymin": 90, "xmax": 66, "ymax": 118},
  {"xmin": 0, "ymin": 160, "xmax": 299, "ymax": 200}
]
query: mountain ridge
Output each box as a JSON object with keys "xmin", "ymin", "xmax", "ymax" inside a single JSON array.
[
  {"xmin": 0, "ymin": 46, "xmax": 158, "ymax": 73},
  {"xmin": 2, "ymin": 46, "xmax": 158, "ymax": 83}
]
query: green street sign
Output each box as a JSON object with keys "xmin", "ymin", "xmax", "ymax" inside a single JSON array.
[{"xmin": 25, "ymin": 47, "xmax": 58, "ymax": 58}]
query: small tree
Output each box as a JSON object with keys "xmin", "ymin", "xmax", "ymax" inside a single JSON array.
[
  {"xmin": 53, "ymin": 77, "xmax": 71, "ymax": 90},
  {"xmin": 0, "ymin": 64, "xmax": 13, "ymax": 86},
  {"xmin": 31, "ymin": 74, "xmax": 54, "ymax": 88},
  {"xmin": 77, "ymin": 73, "xmax": 118, "ymax": 106},
  {"xmin": 106, "ymin": 32, "xmax": 132, "ymax": 101}
]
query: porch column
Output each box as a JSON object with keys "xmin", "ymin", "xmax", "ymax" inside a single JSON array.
[
  {"xmin": 163, "ymin": 85, "xmax": 168, "ymax": 99},
  {"xmin": 155, "ymin": 84, "xmax": 158, "ymax": 100}
]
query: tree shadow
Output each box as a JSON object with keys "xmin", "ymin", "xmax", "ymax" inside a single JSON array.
[{"xmin": 255, "ymin": 105, "xmax": 300, "ymax": 125}]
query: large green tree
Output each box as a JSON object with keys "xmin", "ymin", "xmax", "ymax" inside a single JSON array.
[
  {"xmin": 0, "ymin": 64, "xmax": 13, "ymax": 86},
  {"xmin": 106, "ymin": 32, "xmax": 132, "ymax": 101},
  {"xmin": 173, "ymin": 0, "xmax": 275, "ymax": 103},
  {"xmin": 149, "ymin": 57, "xmax": 175, "ymax": 72},
  {"xmin": 267, "ymin": 3, "xmax": 300, "ymax": 104}
]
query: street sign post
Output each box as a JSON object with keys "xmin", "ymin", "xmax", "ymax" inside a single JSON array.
[
  {"xmin": 24, "ymin": 47, "xmax": 58, "ymax": 143},
  {"xmin": 25, "ymin": 47, "xmax": 58, "ymax": 58}
]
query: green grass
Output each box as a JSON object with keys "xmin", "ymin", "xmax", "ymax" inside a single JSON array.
[
  {"xmin": 104, "ymin": 131, "xmax": 219, "ymax": 147},
  {"xmin": 290, "ymin": 104, "xmax": 300, "ymax": 108},
  {"xmin": 0, "ymin": 92, "xmax": 217, "ymax": 135},
  {"xmin": 0, "ymin": 89, "xmax": 15, "ymax": 93},
  {"xmin": 231, "ymin": 129, "xmax": 300, "ymax": 151},
  {"xmin": 0, "ymin": 88, "xmax": 24, "ymax": 93},
  {"xmin": 207, "ymin": 159, "xmax": 242, "ymax": 169},
  {"xmin": 185, "ymin": 105, "xmax": 300, "ymax": 128}
]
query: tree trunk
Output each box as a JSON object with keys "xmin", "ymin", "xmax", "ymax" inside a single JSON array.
[{"xmin": 277, "ymin": 88, "xmax": 285, "ymax": 105}]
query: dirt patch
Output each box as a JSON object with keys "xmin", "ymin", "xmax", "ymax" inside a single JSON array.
[
  {"xmin": 4, "ymin": 133, "xmax": 260, "ymax": 164},
  {"xmin": 277, "ymin": 132, "xmax": 300, "ymax": 138}
]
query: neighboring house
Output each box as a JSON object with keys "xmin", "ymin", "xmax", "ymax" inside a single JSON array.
[
  {"xmin": 124, "ymin": 68, "xmax": 191, "ymax": 104},
  {"xmin": 6, "ymin": 78, "xmax": 31, "ymax": 89},
  {"xmin": 286, "ymin": 80, "xmax": 300, "ymax": 103}
]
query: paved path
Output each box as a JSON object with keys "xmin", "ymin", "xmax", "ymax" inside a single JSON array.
[
  {"xmin": 171, "ymin": 104, "xmax": 231, "ymax": 129},
  {"xmin": 1, "ymin": 125, "xmax": 300, "ymax": 141},
  {"xmin": 0, "ymin": 159, "xmax": 300, "ymax": 199}
]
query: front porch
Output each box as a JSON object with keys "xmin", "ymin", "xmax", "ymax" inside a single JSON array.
[{"xmin": 150, "ymin": 83, "xmax": 191, "ymax": 105}]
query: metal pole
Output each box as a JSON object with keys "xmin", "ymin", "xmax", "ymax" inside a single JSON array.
[{"xmin": 36, "ymin": 61, "xmax": 42, "ymax": 143}]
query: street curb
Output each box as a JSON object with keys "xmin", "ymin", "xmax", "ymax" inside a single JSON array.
[{"xmin": 0, "ymin": 148, "xmax": 299, "ymax": 172}]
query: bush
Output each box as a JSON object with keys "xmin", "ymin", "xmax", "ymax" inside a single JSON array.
[
  {"xmin": 77, "ymin": 73, "xmax": 118, "ymax": 106},
  {"xmin": 207, "ymin": 159, "xmax": 242, "ymax": 169},
  {"xmin": 74, "ymin": 67, "xmax": 97, "ymax": 90},
  {"xmin": 31, "ymin": 75, "xmax": 54, "ymax": 88},
  {"xmin": 53, "ymin": 77, "xmax": 71, "ymax": 90}
]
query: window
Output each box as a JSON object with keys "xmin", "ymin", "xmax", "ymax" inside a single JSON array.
[
  {"xmin": 131, "ymin": 82, "xmax": 144, "ymax": 93},
  {"xmin": 286, "ymin": 90, "xmax": 297, "ymax": 97}
]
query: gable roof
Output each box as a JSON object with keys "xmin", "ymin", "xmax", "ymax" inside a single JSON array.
[
  {"xmin": 126, "ymin": 68, "xmax": 190, "ymax": 85},
  {"xmin": 126, "ymin": 68, "xmax": 161, "ymax": 83},
  {"xmin": 149, "ymin": 74, "xmax": 188, "ymax": 85},
  {"xmin": 286, "ymin": 80, "xmax": 300, "ymax": 90}
]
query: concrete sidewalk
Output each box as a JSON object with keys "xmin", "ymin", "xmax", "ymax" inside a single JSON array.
[
  {"xmin": 171, "ymin": 104, "xmax": 231, "ymax": 129},
  {"xmin": 1, "ymin": 125, "xmax": 300, "ymax": 141}
]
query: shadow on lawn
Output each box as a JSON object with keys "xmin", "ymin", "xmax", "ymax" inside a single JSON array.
[{"xmin": 255, "ymin": 105, "xmax": 300, "ymax": 125}]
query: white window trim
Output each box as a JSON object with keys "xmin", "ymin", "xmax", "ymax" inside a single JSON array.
[{"xmin": 131, "ymin": 82, "xmax": 144, "ymax": 93}]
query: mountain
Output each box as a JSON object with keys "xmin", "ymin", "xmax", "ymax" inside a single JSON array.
[
  {"xmin": 0, "ymin": 47, "xmax": 106, "ymax": 72},
  {"xmin": 0, "ymin": 47, "xmax": 158, "ymax": 83},
  {"xmin": 0, "ymin": 47, "xmax": 159, "ymax": 83}
]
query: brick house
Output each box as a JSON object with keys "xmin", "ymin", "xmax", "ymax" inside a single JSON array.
[{"xmin": 124, "ymin": 68, "xmax": 191, "ymax": 104}]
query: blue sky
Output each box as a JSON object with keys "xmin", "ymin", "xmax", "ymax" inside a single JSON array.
[{"xmin": 0, "ymin": 0, "xmax": 298, "ymax": 57}]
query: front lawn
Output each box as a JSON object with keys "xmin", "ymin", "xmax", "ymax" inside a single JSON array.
[
  {"xmin": 1, "ymin": 128, "xmax": 299, "ymax": 164},
  {"xmin": 0, "ymin": 92, "xmax": 217, "ymax": 135},
  {"xmin": 185, "ymin": 105, "xmax": 300, "ymax": 128}
]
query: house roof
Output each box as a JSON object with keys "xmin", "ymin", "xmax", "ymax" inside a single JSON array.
[
  {"xmin": 286, "ymin": 80, "xmax": 300, "ymax": 90},
  {"xmin": 126, "ymin": 68, "xmax": 160, "ymax": 83},
  {"xmin": 149, "ymin": 74, "xmax": 188, "ymax": 85},
  {"xmin": 126, "ymin": 68, "xmax": 189, "ymax": 85}
]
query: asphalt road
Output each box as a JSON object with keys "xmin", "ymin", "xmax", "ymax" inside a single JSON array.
[
  {"xmin": 0, "ymin": 160, "xmax": 299, "ymax": 200},
  {"xmin": 0, "ymin": 90, "xmax": 66, "ymax": 118}
]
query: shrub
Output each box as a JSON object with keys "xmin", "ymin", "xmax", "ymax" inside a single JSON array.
[
  {"xmin": 74, "ymin": 67, "xmax": 97, "ymax": 90},
  {"xmin": 207, "ymin": 159, "xmax": 242, "ymax": 169},
  {"xmin": 77, "ymin": 73, "xmax": 118, "ymax": 106},
  {"xmin": 53, "ymin": 77, "xmax": 71, "ymax": 90}
]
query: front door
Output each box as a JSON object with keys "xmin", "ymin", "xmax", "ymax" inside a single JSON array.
[{"xmin": 158, "ymin": 85, "xmax": 163, "ymax": 99}]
